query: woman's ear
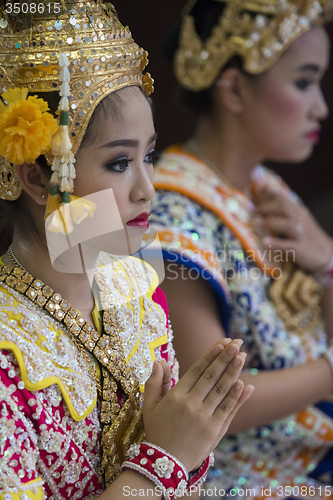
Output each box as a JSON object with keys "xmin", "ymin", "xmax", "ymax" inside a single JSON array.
[
  {"xmin": 215, "ymin": 68, "xmax": 247, "ymax": 114},
  {"xmin": 15, "ymin": 162, "xmax": 49, "ymax": 206}
]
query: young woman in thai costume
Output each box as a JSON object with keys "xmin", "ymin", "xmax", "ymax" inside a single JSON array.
[
  {"xmin": 150, "ymin": 0, "xmax": 333, "ymax": 497},
  {"xmin": 0, "ymin": 2, "xmax": 253, "ymax": 499}
]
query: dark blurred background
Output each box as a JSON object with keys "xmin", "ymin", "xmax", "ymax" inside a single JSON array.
[{"xmin": 113, "ymin": 0, "xmax": 333, "ymax": 236}]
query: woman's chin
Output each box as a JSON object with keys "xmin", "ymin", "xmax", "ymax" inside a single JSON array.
[
  {"xmin": 268, "ymin": 146, "xmax": 314, "ymax": 165},
  {"xmin": 125, "ymin": 226, "xmax": 147, "ymax": 255}
]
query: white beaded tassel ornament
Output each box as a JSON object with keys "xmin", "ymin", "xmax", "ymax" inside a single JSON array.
[{"xmin": 45, "ymin": 52, "xmax": 95, "ymax": 234}]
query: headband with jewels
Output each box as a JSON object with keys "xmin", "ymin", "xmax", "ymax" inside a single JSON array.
[
  {"xmin": 174, "ymin": 0, "xmax": 333, "ymax": 92},
  {"xmin": 0, "ymin": 0, "xmax": 153, "ymax": 233}
]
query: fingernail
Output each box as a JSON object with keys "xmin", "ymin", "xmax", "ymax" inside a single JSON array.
[
  {"xmin": 228, "ymin": 344, "xmax": 239, "ymax": 356},
  {"xmin": 233, "ymin": 355, "xmax": 243, "ymax": 366},
  {"xmin": 213, "ymin": 344, "xmax": 224, "ymax": 355},
  {"xmin": 233, "ymin": 339, "xmax": 243, "ymax": 346},
  {"xmin": 235, "ymin": 380, "xmax": 243, "ymax": 390}
]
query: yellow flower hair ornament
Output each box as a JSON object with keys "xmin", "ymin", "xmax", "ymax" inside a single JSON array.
[
  {"xmin": 45, "ymin": 52, "xmax": 96, "ymax": 235},
  {"xmin": 0, "ymin": 88, "xmax": 58, "ymax": 165}
]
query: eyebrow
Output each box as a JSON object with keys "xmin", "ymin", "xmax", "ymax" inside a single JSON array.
[
  {"xmin": 297, "ymin": 63, "xmax": 321, "ymax": 72},
  {"xmin": 99, "ymin": 132, "xmax": 158, "ymax": 149}
]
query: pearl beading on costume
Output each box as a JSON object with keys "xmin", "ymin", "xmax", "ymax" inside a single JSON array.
[
  {"xmin": 122, "ymin": 441, "xmax": 213, "ymax": 499},
  {"xmin": 122, "ymin": 442, "xmax": 189, "ymax": 499}
]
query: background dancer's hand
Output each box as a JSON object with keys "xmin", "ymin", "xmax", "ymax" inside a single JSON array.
[{"xmin": 252, "ymin": 189, "xmax": 332, "ymax": 273}]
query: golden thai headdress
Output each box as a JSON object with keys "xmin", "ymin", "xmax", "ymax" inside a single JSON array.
[
  {"xmin": 174, "ymin": 0, "xmax": 333, "ymax": 91},
  {"xmin": 0, "ymin": 0, "xmax": 153, "ymax": 232}
]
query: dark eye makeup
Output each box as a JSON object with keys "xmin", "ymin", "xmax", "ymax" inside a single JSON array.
[
  {"xmin": 294, "ymin": 78, "xmax": 313, "ymax": 90},
  {"xmin": 144, "ymin": 149, "xmax": 159, "ymax": 165},
  {"xmin": 104, "ymin": 156, "xmax": 131, "ymax": 173},
  {"xmin": 104, "ymin": 148, "xmax": 159, "ymax": 173}
]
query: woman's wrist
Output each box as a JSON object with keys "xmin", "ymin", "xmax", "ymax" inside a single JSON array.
[
  {"xmin": 122, "ymin": 441, "xmax": 188, "ymax": 499},
  {"xmin": 188, "ymin": 453, "xmax": 215, "ymax": 491},
  {"xmin": 121, "ymin": 441, "xmax": 213, "ymax": 499}
]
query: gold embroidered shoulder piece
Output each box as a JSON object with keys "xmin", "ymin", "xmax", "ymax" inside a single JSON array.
[{"xmin": 0, "ymin": 277, "xmax": 97, "ymax": 421}]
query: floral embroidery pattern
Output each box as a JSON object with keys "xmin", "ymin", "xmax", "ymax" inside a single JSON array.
[
  {"xmin": 0, "ymin": 350, "xmax": 103, "ymax": 499},
  {"xmin": 126, "ymin": 443, "xmax": 140, "ymax": 458},
  {"xmin": 152, "ymin": 457, "xmax": 175, "ymax": 479}
]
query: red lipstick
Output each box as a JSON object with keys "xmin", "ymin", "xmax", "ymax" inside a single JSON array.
[
  {"xmin": 305, "ymin": 129, "xmax": 320, "ymax": 143},
  {"xmin": 126, "ymin": 212, "xmax": 150, "ymax": 228}
]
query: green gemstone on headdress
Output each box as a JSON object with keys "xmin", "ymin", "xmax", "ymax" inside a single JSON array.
[
  {"xmin": 49, "ymin": 184, "xmax": 59, "ymax": 196},
  {"xmin": 59, "ymin": 111, "xmax": 69, "ymax": 126},
  {"xmin": 61, "ymin": 191, "xmax": 70, "ymax": 203}
]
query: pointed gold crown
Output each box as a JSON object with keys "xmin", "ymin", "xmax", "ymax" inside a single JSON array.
[
  {"xmin": 174, "ymin": 0, "xmax": 333, "ymax": 91},
  {"xmin": 0, "ymin": 0, "xmax": 153, "ymax": 201}
]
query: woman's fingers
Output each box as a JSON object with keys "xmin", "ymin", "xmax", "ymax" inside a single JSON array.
[
  {"xmin": 176, "ymin": 339, "xmax": 243, "ymax": 395},
  {"xmin": 253, "ymin": 191, "xmax": 289, "ymax": 217},
  {"xmin": 202, "ymin": 351, "xmax": 247, "ymax": 411},
  {"xmin": 254, "ymin": 200, "xmax": 282, "ymax": 217},
  {"xmin": 144, "ymin": 338, "xmax": 244, "ymax": 412},
  {"xmin": 215, "ymin": 382, "xmax": 255, "ymax": 438},
  {"xmin": 142, "ymin": 339, "xmax": 251, "ymax": 472},
  {"xmin": 176, "ymin": 342, "xmax": 225, "ymax": 393},
  {"xmin": 256, "ymin": 215, "xmax": 301, "ymax": 241},
  {"xmin": 160, "ymin": 359, "xmax": 172, "ymax": 397},
  {"xmin": 144, "ymin": 361, "xmax": 167, "ymax": 409},
  {"xmin": 187, "ymin": 341, "xmax": 242, "ymax": 402}
]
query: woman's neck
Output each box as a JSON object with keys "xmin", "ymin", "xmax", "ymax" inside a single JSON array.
[
  {"xmin": 3, "ymin": 235, "xmax": 97, "ymax": 325},
  {"xmin": 192, "ymin": 120, "xmax": 261, "ymax": 197}
]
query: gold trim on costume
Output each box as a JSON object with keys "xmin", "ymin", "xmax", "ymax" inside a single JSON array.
[{"xmin": 0, "ymin": 159, "xmax": 22, "ymax": 201}]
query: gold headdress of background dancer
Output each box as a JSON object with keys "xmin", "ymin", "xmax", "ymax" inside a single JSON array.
[
  {"xmin": 0, "ymin": 0, "xmax": 153, "ymax": 233},
  {"xmin": 175, "ymin": 0, "xmax": 333, "ymax": 336},
  {"xmin": 175, "ymin": 0, "xmax": 333, "ymax": 91}
]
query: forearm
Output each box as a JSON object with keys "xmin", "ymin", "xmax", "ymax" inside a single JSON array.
[
  {"xmin": 99, "ymin": 471, "xmax": 163, "ymax": 499},
  {"xmin": 98, "ymin": 465, "xmax": 204, "ymax": 500},
  {"xmin": 228, "ymin": 356, "xmax": 333, "ymax": 434}
]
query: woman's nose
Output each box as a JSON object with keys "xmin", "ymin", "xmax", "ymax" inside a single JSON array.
[
  {"xmin": 314, "ymin": 88, "xmax": 329, "ymax": 121},
  {"xmin": 131, "ymin": 164, "xmax": 155, "ymax": 203}
]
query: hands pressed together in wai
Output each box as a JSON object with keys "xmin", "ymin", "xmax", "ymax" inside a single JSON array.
[{"xmin": 142, "ymin": 338, "xmax": 254, "ymax": 473}]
